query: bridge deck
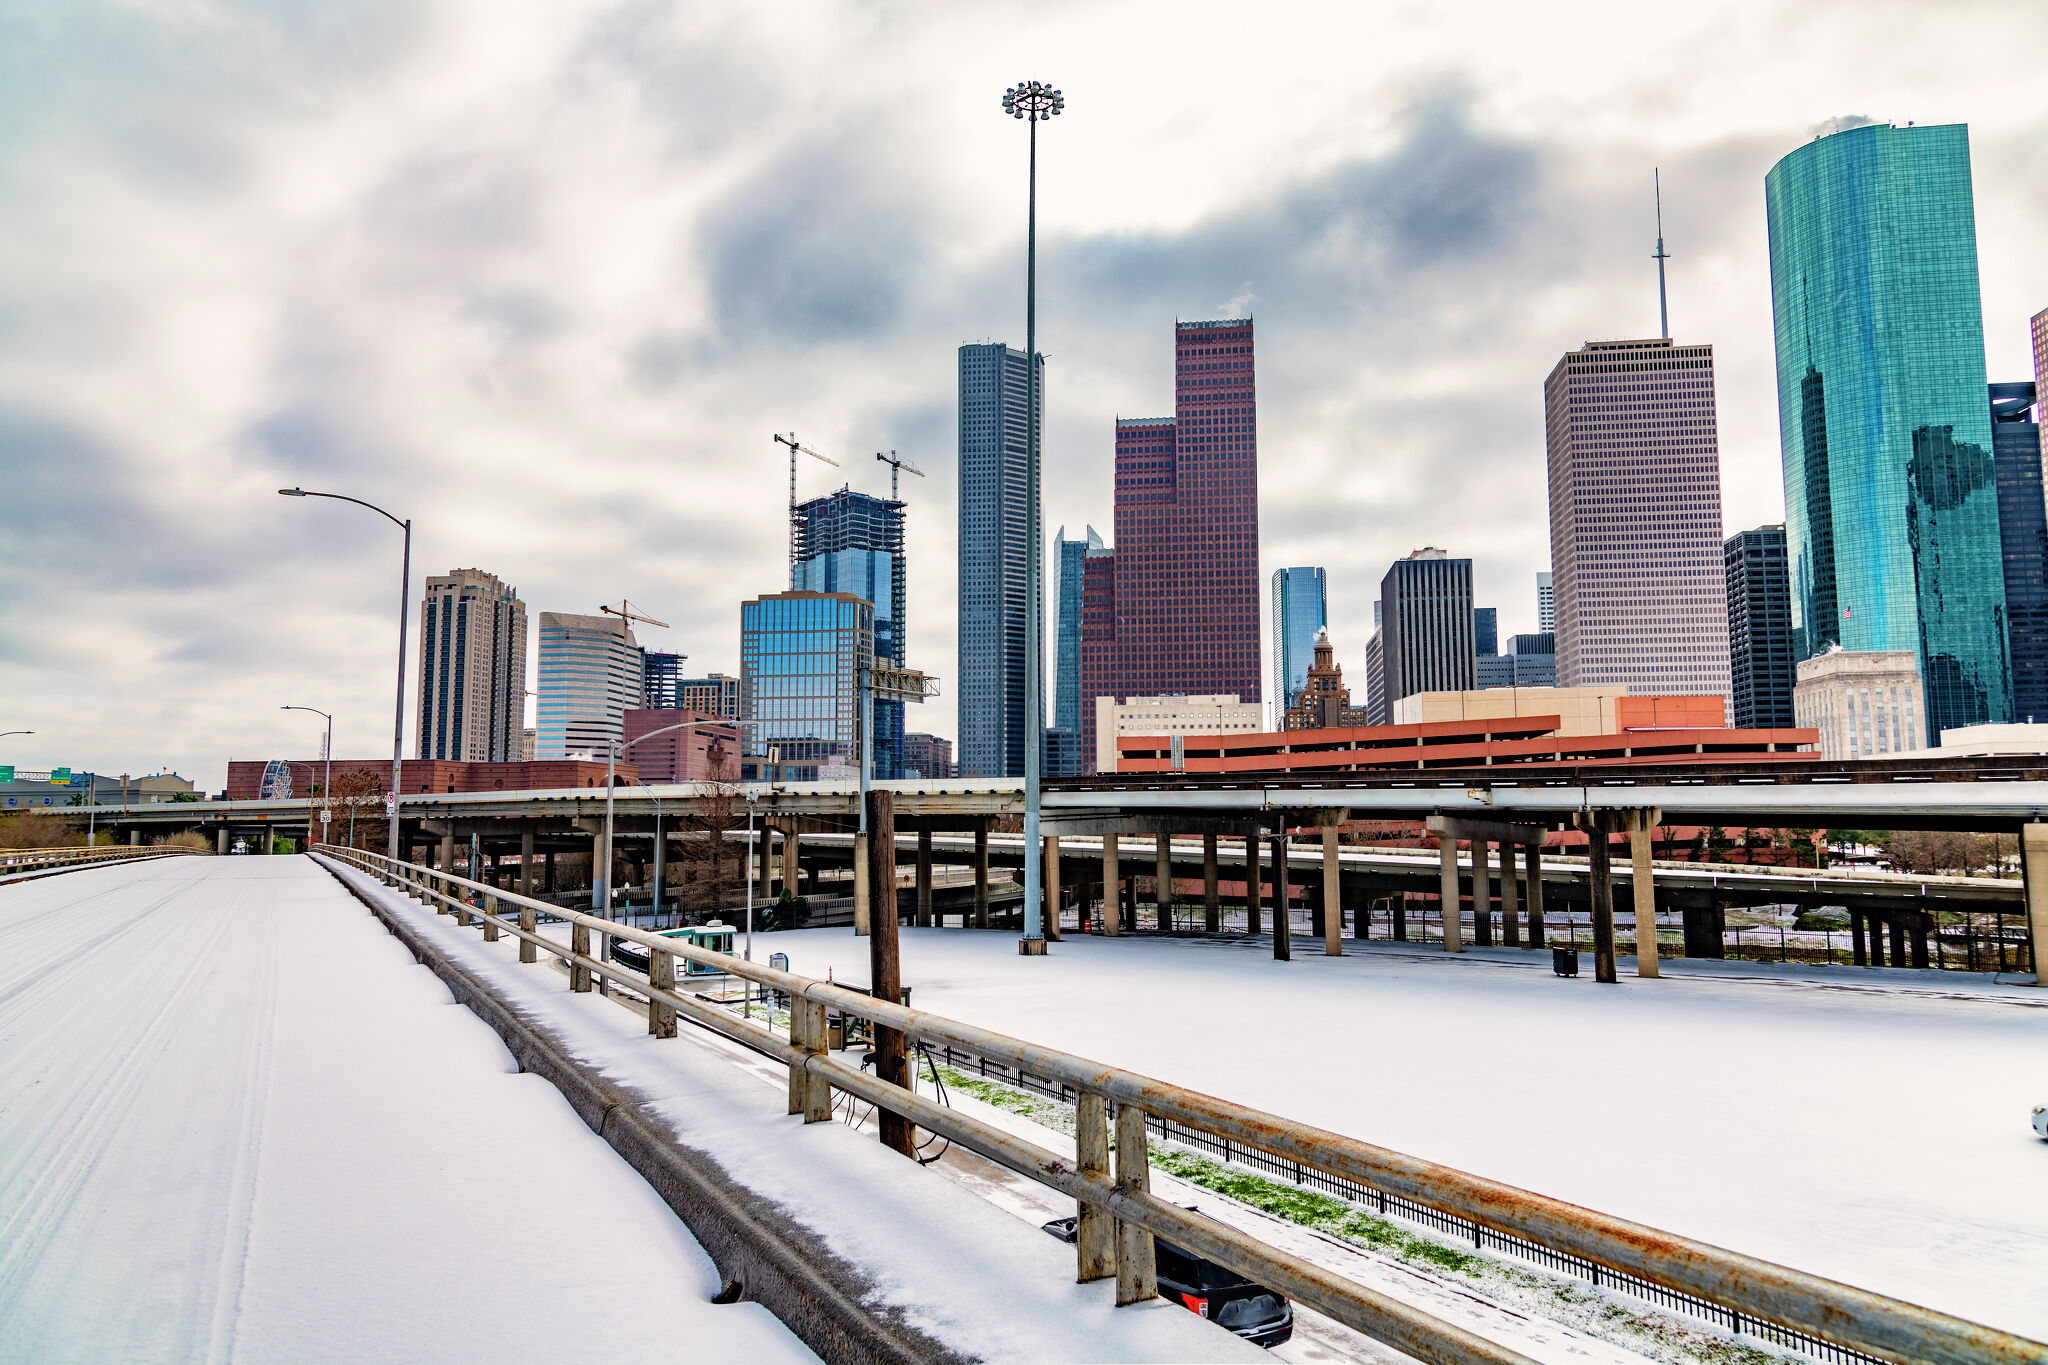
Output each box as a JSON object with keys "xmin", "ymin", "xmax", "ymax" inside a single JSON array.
[{"xmin": 0, "ymin": 856, "xmax": 813, "ymax": 1363}]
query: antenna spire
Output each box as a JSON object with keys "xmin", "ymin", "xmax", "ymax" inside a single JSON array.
[{"xmin": 1653, "ymin": 168, "xmax": 1671, "ymax": 340}]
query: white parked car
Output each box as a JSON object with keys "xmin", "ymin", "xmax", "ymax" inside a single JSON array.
[{"xmin": 2034, "ymin": 1105, "xmax": 2048, "ymax": 1141}]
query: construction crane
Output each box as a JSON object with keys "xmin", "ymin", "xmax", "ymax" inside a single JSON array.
[
  {"xmin": 874, "ymin": 449, "xmax": 924, "ymax": 500},
  {"xmin": 773, "ymin": 432, "xmax": 839, "ymax": 572},
  {"xmin": 599, "ymin": 599, "xmax": 669, "ymax": 633}
]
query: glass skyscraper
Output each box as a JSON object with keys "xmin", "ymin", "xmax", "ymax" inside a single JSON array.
[
  {"xmin": 793, "ymin": 486, "xmax": 905, "ymax": 777},
  {"xmin": 1053, "ymin": 524, "xmax": 1107, "ymax": 735},
  {"xmin": 1991, "ymin": 382, "xmax": 2047, "ymax": 722},
  {"xmin": 536, "ymin": 612, "xmax": 642, "ymax": 759},
  {"xmin": 1766, "ymin": 121, "xmax": 2010, "ymax": 739},
  {"xmin": 1376, "ymin": 549, "xmax": 1475, "ymax": 713},
  {"xmin": 1270, "ymin": 566, "xmax": 1328, "ymax": 728},
  {"xmin": 640, "ymin": 650, "xmax": 684, "ymax": 708},
  {"xmin": 957, "ymin": 342, "xmax": 1041, "ymax": 778},
  {"xmin": 738, "ymin": 591, "xmax": 872, "ymax": 781},
  {"xmin": 1724, "ymin": 525, "xmax": 1796, "ymax": 729}
]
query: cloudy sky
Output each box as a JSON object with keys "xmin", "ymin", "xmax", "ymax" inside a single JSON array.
[{"xmin": 4, "ymin": 0, "xmax": 2046, "ymax": 790}]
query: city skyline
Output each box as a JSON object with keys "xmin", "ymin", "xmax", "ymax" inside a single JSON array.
[{"xmin": 5, "ymin": 3, "xmax": 2047, "ymax": 789}]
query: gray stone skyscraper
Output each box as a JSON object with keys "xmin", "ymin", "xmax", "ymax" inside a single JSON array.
[
  {"xmin": 417, "ymin": 568, "xmax": 527, "ymax": 762},
  {"xmin": 1544, "ymin": 338, "xmax": 1730, "ymax": 699},
  {"xmin": 958, "ymin": 342, "xmax": 1040, "ymax": 777}
]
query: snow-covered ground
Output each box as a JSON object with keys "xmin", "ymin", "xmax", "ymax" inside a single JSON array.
[
  {"xmin": 0, "ymin": 856, "xmax": 813, "ymax": 1364},
  {"xmin": 324, "ymin": 857, "xmax": 1267, "ymax": 1363},
  {"xmin": 747, "ymin": 924, "xmax": 2048, "ymax": 1342}
]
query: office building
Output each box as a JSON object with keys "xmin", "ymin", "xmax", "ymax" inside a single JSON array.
[
  {"xmin": 902, "ymin": 732, "xmax": 954, "ymax": 780},
  {"xmin": 1992, "ymin": 382, "xmax": 2048, "ymax": 722},
  {"xmin": 1476, "ymin": 653, "xmax": 1517, "ymax": 689},
  {"xmin": 622, "ymin": 708, "xmax": 738, "ymax": 782},
  {"xmin": 1766, "ymin": 121, "xmax": 2009, "ymax": 740},
  {"xmin": 1043, "ymin": 726, "xmax": 1085, "ymax": 778},
  {"xmin": 1054, "ymin": 526, "xmax": 1109, "ymax": 734},
  {"xmin": 1271, "ymin": 566, "xmax": 1328, "ymax": 727},
  {"xmin": 641, "ymin": 650, "xmax": 685, "ymax": 708},
  {"xmin": 739, "ymin": 591, "xmax": 872, "ymax": 781},
  {"xmin": 1793, "ymin": 649, "xmax": 1926, "ymax": 761},
  {"xmin": 678, "ymin": 673, "xmax": 741, "ymax": 720},
  {"xmin": 1363, "ymin": 628, "xmax": 1386, "ymax": 725},
  {"xmin": 1080, "ymin": 318, "xmax": 1261, "ymax": 762},
  {"xmin": 1544, "ymin": 338, "xmax": 1731, "ymax": 698},
  {"xmin": 416, "ymin": 569, "xmax": 527, "ymax": 762},
  {"xmin": 1093, "ymin": 694, "xmax": 1262, "ymax": 773},
  {"xmin": 1725, "ymin": 526, "xmax": 1797, "ymax": 729},
  {"xmin": 1472, "ymin": 607, "xmax": 1498, "ymax": 659},
  {"xmin": 1376, "ymin": 549, "xmax": 1475, "ymax": 714},
  {"xmin": 536, "ymin": 611, "xmax": 641, "ymax": 760},
  {"xmin": 1536, "ymin": 572, "xmax": 1555, "ymax": 633},
  {"xmin": 1283, "ymin": 630, "xmax": 1369, "ymax": 729},
  {"xmin": 794, "ymin": 485, "xmax": 905, "ymax": 778},
  {"xmin": 958, "ymin": 342, "xmax": 1041, "ymax": 778}
]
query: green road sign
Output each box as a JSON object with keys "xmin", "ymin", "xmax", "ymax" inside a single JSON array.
[
  {"xmin": 0, "ymin": 765, "xmax": 13, "ymax": 783},
  {"xmin": 50, "ymin": 767, "xmax": 71, "ymax": 784}
]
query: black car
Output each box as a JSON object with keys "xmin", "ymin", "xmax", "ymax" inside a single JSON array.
[{"xmin": 1041, "ymin": 1213, "xmax": 1294, "ymax": 1348}]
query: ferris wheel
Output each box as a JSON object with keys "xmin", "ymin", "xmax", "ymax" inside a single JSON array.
[{"xmin": 258, "ymin": 759, "xmax": 294, "ymax": 801}]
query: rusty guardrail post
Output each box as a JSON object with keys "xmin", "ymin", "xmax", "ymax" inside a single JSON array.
[
  {"xmin": 519, "ymin": 902, "xmax": 537, "ymax": 963},
  {"xmin": 481, "ymin": 892, "xmax": 498, "ymax": 940},
  {"xmin": 570, "ymin": 920, "xmax": 592, "ymax": 992},
  {"xmin": 1113, "ymin": 1102, "xmax": 1157, "ymax": 1306},
  {"xmin": 1075, "ymin": 1093, "xmax": 1115, "ymax": 1283},
  {"xmin": 649, "ymin": 947, "xmax": 677, "ymax": 1038}
]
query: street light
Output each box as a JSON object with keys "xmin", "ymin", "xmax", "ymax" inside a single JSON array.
[
  {"xmin": 281, "ymin": 705, "xmax": 333, "ymax": 846},
  {"xmin": 1000, "ymin": 78, "xmax": 1063, "ymax": 952},
  {"xmin": 601, "ymin": 718, "xmax": 749, "ymax": 942},
  {"xmin": 278, "ymin": 488, "xmax": 410, "ymax": 880},
  {"xmin": 0, "ymin": 731, "xmax": 31, "ymax": 740}
]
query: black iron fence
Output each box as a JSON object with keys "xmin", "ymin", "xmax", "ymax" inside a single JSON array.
[{"xmin": 925, "ymin": 1039, "xmax": 1885, "ymax": 1365}]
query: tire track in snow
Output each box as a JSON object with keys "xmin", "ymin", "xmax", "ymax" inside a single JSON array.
[{"xmin": 202, "ymin": 899, "xmax": 281, "ymax": 1365}]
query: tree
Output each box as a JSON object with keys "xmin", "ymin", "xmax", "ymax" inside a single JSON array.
[{"xmin": 324, "ymin": 768, "xmax": 389, "ymax": 852}]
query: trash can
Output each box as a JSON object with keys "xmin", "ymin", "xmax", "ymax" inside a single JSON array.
[{"xmin": 1552, "ymin": 946, "xmax": 1580, "ymax": 978}]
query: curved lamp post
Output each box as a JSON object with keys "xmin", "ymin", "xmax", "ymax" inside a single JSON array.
[
  {"xmin": 278, "ymin": 488, "xmax": 410, "ymax": 880},
  {"xmin": 0, "ymin": 730, "xmax": 32, "ymax": 740},
  {"xmin": 1000, "ymin": 78, "xmax": 1063, "ymax": 951},
  {"xmin": 281, "ymin": 705, "xmax": 333, "ymax": 846}
]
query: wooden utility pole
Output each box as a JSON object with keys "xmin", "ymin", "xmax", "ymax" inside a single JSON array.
[{"xmin": 865, "ymin": 789, "xmax": 914, "ymax": 1158}]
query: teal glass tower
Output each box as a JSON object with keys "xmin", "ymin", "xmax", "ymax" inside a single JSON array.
[{"xmin": 1765, "ymin": 122, "xmax": 2010, "ymax": 740}]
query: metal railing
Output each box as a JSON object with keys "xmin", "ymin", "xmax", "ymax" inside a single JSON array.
[
  {"xmin": 0, "ymin": 845, "xmax": 197, "ymax": 875},
  {"xmin": 311, "ymin": 844, "xmax": 2041, "ymax": 1365}
]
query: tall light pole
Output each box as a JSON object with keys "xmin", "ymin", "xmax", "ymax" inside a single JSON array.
[
  {"xmin": 1002, "ymin": 78, "xmax": 1063, "ymax": 955},
  {"xmin": 282, "ymin": 705, "xmax": 333, "ymax": 846},
  {"xmin": 279, "ymin": 488, "xmax": 411, "ymax": 879}
]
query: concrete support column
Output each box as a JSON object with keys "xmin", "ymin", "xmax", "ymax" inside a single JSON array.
[
  {"xmin": 1850, "ymin": 910, "xmax": 1868, "ymax": 965},
  {"xmin": 1888, "ymin": 916, "xmax": 1907, "ymax": 968},
  {"xmin": 1322, "ymin": 824, "xmax": 1342, "ymax": 957},
  {"xmin": 1154, "ymin": 835, "xmax": 1172, "ymax": 927},
  {"xmin": 1872, "ymin": 914, "xmax": 1889, "ymax": 967},
  {"xmin": 1472, "ymin": 841, "xmax": 1494, "ymax": 948},
  {"xmin": 1245, "ymin": 832, "xmax": 1262, "ymax": 936},
  {"xmin": 1500, "ymin": 839, "xmax": 1521, "ymax": 947},
  {"xmin": 1631, "ymin": 818, "xmax": 1659, "ymax": 978},
  {"xmin": 1438, "ymin": 833, "xmax": 1462, "ymax": 953},
  {"xmin": 916, "ymin": 829, "xmax": 933, "ymax": 928},
  {"xmin": 1910, "ymin": 914, "xmax": 1931, "ymax": 969},
  {"xmin": 1202, "ymin": 834, "xmax": 1220, "ymax": 933},
  {"xmin": 544, "ymin": 849, "xmax": 556, "ymax": 893},
  {"xmin": 440, "ymin": 832, "xmax": 456, "ymax": 903},
  {"xmin": 590, "ymin": 828, "xmax": 604, "ymax": 912},
  {"xmin": 1270, "ymin": 836, "xmax": 1290, "ymax": 961},
  {"xmin": 756, "ymin": 826, "xmax": 772, "ymax": 903},
  {"xmin": 973, "ymin": 822, "xmax": 990, "ymax": 929},
  {"xmin": 2023, "ymin": 824, "xmax": 2048, "ymax": 981},
  {"xmin": 1044, "ymin": 837, "xmax": 1062, "ymax": 941},
  {"xmin": 785, "ymin": 828, "xmax": 802, "ymax": 901},
  {"xmin": 853, "ymin": 832, "xmax": 871, "ymax": 936},
  {"xmin": 1524, "ymin": 841, "xmax": 1545, "ymax": 947},
  {"xmin": 129, "ymin": 829, "xmax": 142, "ymax": 848},
  {"xmin": 1588, "ymin": 829, "xmax": 1617, "ymax": 984},
  {"xmin": 216, "ymin": 827, "xmax": 228, "ymax": 855},
  {"xmin": 1101, "ymin": 833, "xmax": 1120, "ymax": 936}
]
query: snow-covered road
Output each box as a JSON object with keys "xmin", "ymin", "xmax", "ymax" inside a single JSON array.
[
  {"xmin": 0, "ymin": 856, "xmax": 814, "ymax": 1365},
  {"xmin": 750, "ymin": 925, "xmax": 2048, "ymax": 1342}
]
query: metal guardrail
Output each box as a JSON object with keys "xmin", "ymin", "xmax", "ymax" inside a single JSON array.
[
  {"xmin": 0, "ymin": 845, "xmax": 197, "ymax": 875},
  {"xmin": 312, "ymin": 844, "xmax": 2043, "ymax": 1365}
]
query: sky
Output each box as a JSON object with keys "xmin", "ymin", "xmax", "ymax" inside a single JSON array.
[{"xmin": 3, "ymin": 0, "xmax": 2046, "ymax": 792}]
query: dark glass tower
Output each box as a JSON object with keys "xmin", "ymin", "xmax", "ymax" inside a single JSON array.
[
  {"xmin": 1724, "ymin": 525, "xmax": 1796, "ymax": 729},
  {"xmin": 958, "ymin": 342, "xmax": 1040, "ymax": 777},
  {"xmin": 1992, "ymin": 382, "xmax": 2048, "ymax": 722},
  {"xmin": 1766, "ymin": 122, "xmax": 2010, "ymax": 738},
  {"xmin": 793, "ymin": 486, "xmax": 905, "ymax": 778},
  {"xmin": 1376, "ymin": 549, "xmax": 1475, "ymax": 714}
]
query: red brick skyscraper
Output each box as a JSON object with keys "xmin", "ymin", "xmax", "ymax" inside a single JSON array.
[{"xmin": 1081, "ymin": 318, "xmax": 1261, "ymax": 759}]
